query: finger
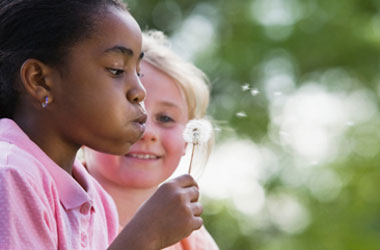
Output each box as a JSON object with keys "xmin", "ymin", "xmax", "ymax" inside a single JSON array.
[
  {"xmin": 186, "ymin": 186, "xmax": 200, "ymax": 202},
  {"xmin": 191, "ymin": 216, "xmax": 203, "ymax": 231},
  {"xmin": 172, "ymin": 174, "xmax": 199, "ymax": 188},
  {"xmin": 191, "ymin": 202, "xmax": 203, "ymax": 217}
]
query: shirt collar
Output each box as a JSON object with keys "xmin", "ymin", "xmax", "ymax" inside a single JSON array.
[{"xmin": 0, "ymin": 118, "xmax": 93, "ymax": 210}]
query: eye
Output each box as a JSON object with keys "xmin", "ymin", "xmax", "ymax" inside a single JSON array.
[
  {"xmin": 157, "ymin": 114, "xmax": 174, "ymax": 123},
  {"xmin": 107, "ymin": 68, "xmax": 124, "ymax": 76}
]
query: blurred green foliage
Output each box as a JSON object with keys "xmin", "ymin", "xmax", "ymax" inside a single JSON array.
[{"xmin": 127, "ymin": 0, "xmax": 380, "ymax": 249}]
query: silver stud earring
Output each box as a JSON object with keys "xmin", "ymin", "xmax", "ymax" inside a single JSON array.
[{"xmin": 42, "ymin": 96, "xmax": 48, "ymax": 108}]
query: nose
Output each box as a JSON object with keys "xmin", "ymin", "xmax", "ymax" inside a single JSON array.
[
  {"xmin": 140, "ymin": 118, "xmax": 157, "ymax": 142},
  {"xmin": 127, "ymin": 76, "xmax": 146, "ymax": 104}
]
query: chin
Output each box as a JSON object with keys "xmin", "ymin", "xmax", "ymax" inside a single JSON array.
[
  {"xmin": 129, "ymin": 179, "xmax": 161, "ymax": 189},
  {"xmin": 122, "ymin": 172, "xmax": 166, "ymax": 189},
  {"xmin": 103, "ymin": 143, "xmax": 132, "ymax": 156}
]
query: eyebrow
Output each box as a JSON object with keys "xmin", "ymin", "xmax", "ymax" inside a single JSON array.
[
  {"xmin": 104, "ymin": 45, "xmax": 144, "ymax": 60},
  {"xmin": 159, "ymin": 101, "xmax": 181, "ymax": 109}
]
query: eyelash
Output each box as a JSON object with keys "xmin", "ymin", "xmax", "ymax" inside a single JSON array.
[
  {"xmin": 157, "ymin": 115, "xmax": 174, "ymax": 123},
  {"xmin": 108, "ymin": 68, "xmax": 143, "ymax": 78},
  {"xmin": 107, "ymin": 68, "xmax": 124, "ymax": 76}
]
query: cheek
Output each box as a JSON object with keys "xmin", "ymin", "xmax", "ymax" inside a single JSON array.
[
  {"xmin": 163, "ymin": 129, "xmax": 186, "ymax": 164},
  {"xmin": 85, "ymin": 150, "xmax": 121, "ymax": 177}
]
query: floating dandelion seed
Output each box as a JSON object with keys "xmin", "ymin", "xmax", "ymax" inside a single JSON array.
[
  {"xmin": 236, "ymin": 112, "xmax": 247, "ymax": 118},
  {"xmin": 251, "ymin": 88, "xmax": 260, "ymax": 96},
  {"xmin": 279, "ymin": 130, "xmax": 289, "ymax": 137},
  {"xmin": 311, "ymin": 160, "xmax": 320, "ymax": 166},
  {"xmin": 183, "ymin": 119, "xmax": 212, "ymax": 174},
  {"xmin": 346, "ymin": 121, "xmax": 355, "ymax": 127},
  {"xmin": 273, "ymin": 91, "xmax": 283, "ymax": 96},
  {"xmin": 242, "ymin": 84, "xmax": 250, "ymax": 91}
]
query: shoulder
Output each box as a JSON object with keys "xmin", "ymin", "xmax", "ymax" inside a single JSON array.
[
  {"xmin": 0, "ymin": 161, "xmax": 57, "ymax": 233},
  {"xmin": 0, "ymin": 150, "xmax": 45, "ymax": 190},
  {"xmin": 0, "ymin": 160, "xmax": 58, "ymax": 248},
  {"xmin": 0, "ymin": 140, "xmax": 52, "ymax": 182},
  {"xmin": 0, "ymin": 141, "xmax": 58, "ymax": 207},
  {"xmin": 0, "ymin": 163, "xmax": 55, "ymax": 207}
]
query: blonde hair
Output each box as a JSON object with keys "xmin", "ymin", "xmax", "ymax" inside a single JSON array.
[{"xmin": 142, "ymin": 30, "xmax": 214, "ymax": 163}]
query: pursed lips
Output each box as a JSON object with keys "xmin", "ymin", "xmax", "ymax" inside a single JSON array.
[
  {"xmin": 130, "ymin": 112, "xmax": 147, "ymax": 136},
  {"xmin": 133, "ymin": 112, "xmax": 147, "ymax": 125}
]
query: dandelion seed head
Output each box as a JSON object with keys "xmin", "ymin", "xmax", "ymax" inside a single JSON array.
[{"xmin": 183, "ymin": 119, "xmax": 213, "ymax": 144}]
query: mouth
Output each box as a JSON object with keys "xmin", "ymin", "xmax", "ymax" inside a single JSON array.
[
  {"xmin": 132, "ymin": 113, "xmax": 147, "ymax": 134},
  {"xmin": 135, "ymin": 113, "xmax": 147, "ymax": 125},
  {"xmin": 126, "ymin": 152, "xmax": 161, "ymax": 160}
]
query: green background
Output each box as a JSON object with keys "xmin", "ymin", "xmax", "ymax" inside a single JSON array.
[{"xmin": 127, "ymin": 0, "xmax": 380, "ymax": 249}]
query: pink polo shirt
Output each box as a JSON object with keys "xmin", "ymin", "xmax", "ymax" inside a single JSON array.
[{"xmin": 0, "ymin": 118, "xmax": 119, "ymax": 249}]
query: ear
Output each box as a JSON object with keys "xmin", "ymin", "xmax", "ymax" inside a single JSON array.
[{"xmin": 20, "ymin": 58, "xmax": 54, "ymax": 106}]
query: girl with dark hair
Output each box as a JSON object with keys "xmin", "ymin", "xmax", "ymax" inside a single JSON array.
[{"xmin": 0, "ymin": 1, "xmax": 203, "ymax": 249}]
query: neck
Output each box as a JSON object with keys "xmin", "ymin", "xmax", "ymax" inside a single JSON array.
[
  {"xmin": 95, "ymin": 176, "xmax": 157, "ymax": 228},
  {"xmin": 13, "ymin": 113, "xmax": 79, "ymax": 174}
]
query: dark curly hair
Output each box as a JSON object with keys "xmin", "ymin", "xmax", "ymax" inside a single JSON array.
[{"xmin": 0, "ymin": 0, "xmax": 127, "ymax": 118}]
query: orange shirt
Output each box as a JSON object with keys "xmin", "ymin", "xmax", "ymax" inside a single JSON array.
[{"xmin": 163, "ymin": 226, "xmax": 219, "ymax": 250}]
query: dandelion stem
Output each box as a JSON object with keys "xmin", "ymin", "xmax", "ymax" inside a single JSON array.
[{"xmin": 188, "ymin": 143, "xmax": 196, "ymax": 174}]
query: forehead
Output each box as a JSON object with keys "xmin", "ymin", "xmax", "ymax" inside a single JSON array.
[
  {"xmin": 67, "ymin": 7, "xmax": 142, "ymax": 60},
  {"xmin": 141, "ymin": 61, "xmax": 188, "ymax": 111}
]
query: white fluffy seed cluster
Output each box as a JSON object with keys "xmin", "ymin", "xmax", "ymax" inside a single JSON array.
[{"xmin": 183, "ymin": 119, "xmax": 212, "ymax": 145}]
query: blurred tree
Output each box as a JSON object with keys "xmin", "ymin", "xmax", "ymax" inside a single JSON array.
[{"xmin": 127, "ymin": 0, "xmax": 380, "ymax": 249}]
